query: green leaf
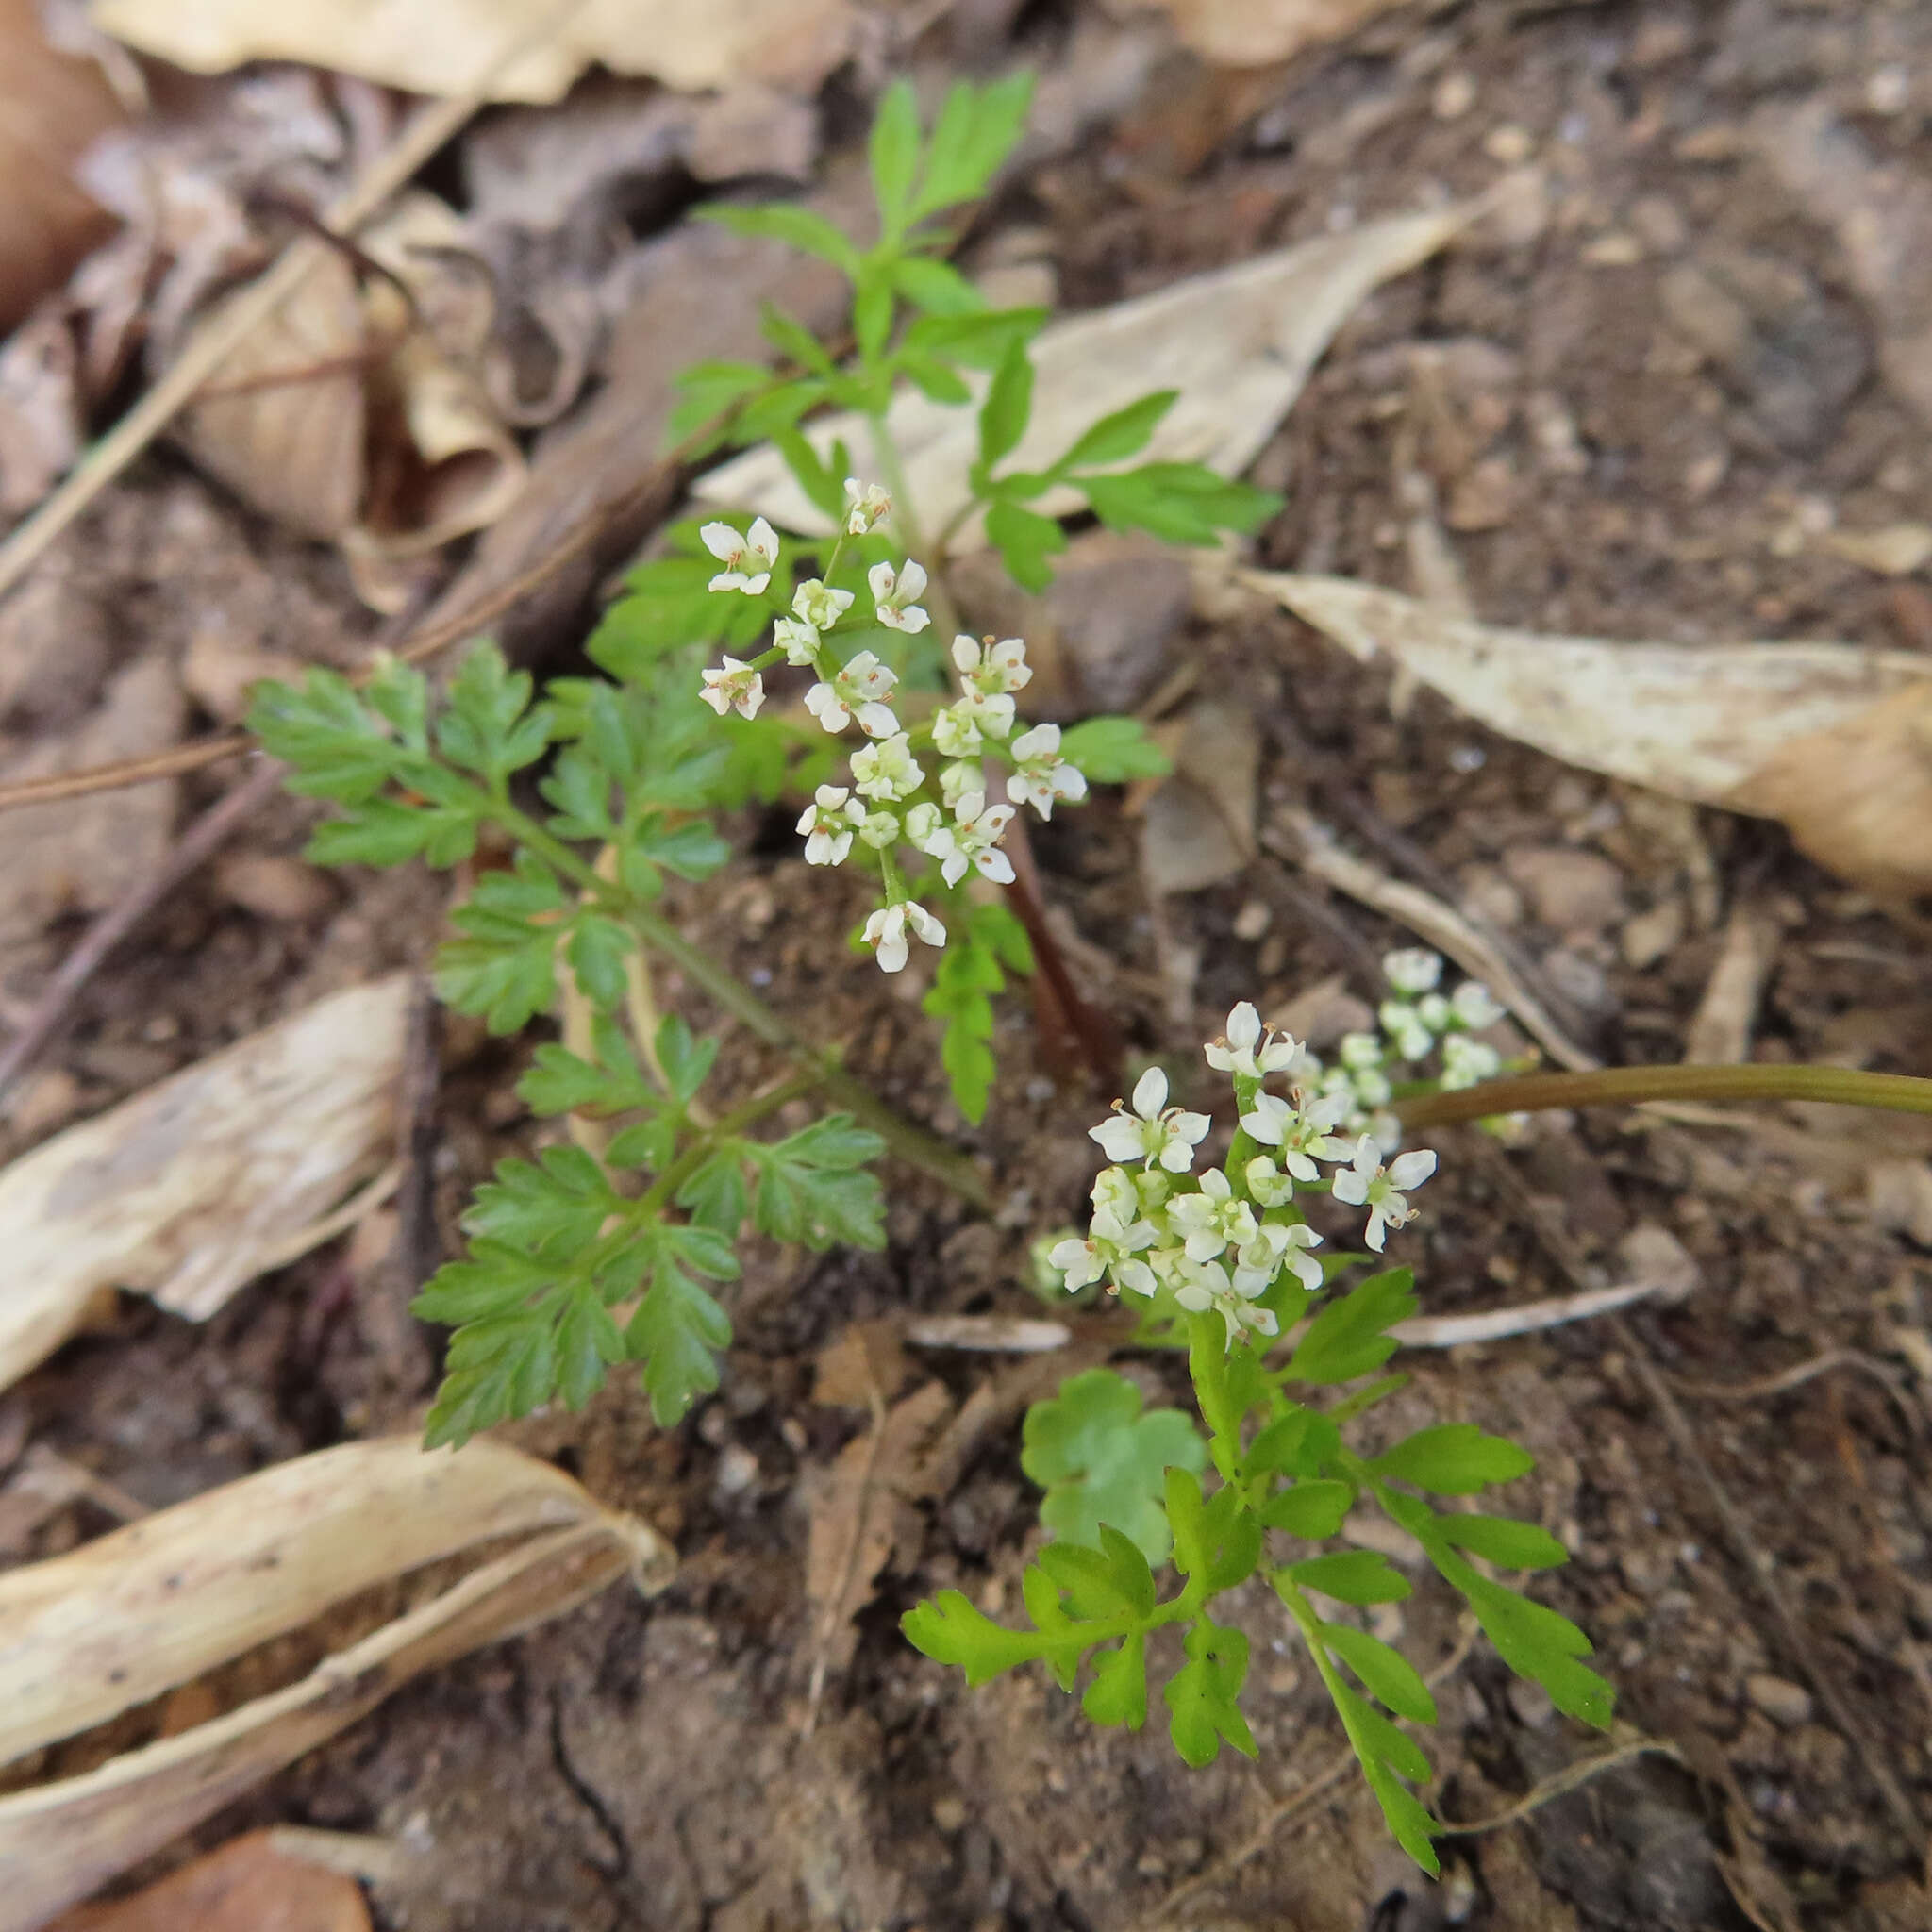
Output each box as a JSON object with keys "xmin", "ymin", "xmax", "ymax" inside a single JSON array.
[
  {"xmin": 556, "ymin": 1293, "xmax": 627, "ymax": 1411},
  {"xmin": 1022, "ymin": 1368, "xmax": 1208, "ymax": 1567},
  {"xmin": 1243, "ymin": 1407, "xmax": 1342, "ymax": 1482},
  {"xmin": 984, "ymin": 497, "xmax": 1065, "ymax": 592},
  {"xmin": 1289, "ymin": 1551, "xmax": 1412, "ymax": 1606},
  {"xmin": 902, "ymin": 1590, "xmax": 1045, "ymax": 1687},
  {"xmin": 1257, "ymin": 1479, "xmax": 1355, "ymax": 1540},
  {"xmin": 1283, "ymin": 1267, "xmax": 1416, "ymax": 1385},
  {"xmin": 1057, "ymin": 715, "xmax": 1173, "ymax": 782},
  {"xmin": 1321, "ymin": 1623, "xmax": 1437, "ymax": 1724},
  {"xmin": 1035, "ymin": 1528, "xmax": 1155, "ymax": 1622},
  {"xmin": 410, "ymin": 1240, "xmax": 551, "ymax": 1326},
  {"xmin": 853, "ymin": 264, "xmax": 895, "ymax": 364},
  {"xmin": 436, "ymin": 643, "xmax": 552, "ymax": 787},
  {"xmin": 1331, "ymin": 1681, "xmax": 1441, "ymax": 1873},
  {"xmin": 463, "ymin": 1148, "xmax": 617, "ymax": 1260},
  {"xmin": 517, "ymin": 1038, "xmax": 653, "ymax": 1118},
  {"xmin": 748, "ymin": 1113, "xmax": 886, "ymax": 1251},
  {"xmin": 676, "ymin": 1148, "xmax": 751, "ymax": 1237},
  {"xmin": 587, "ymin": 552, "xmax": 770, "ymax": 678},
  {"xmin": 1450, "ymin": 1566, "xmax": 1613, "ymax": 1727},
  {"xmin": 1080, "ymin": 461, "xmax": 1280, "ymax": 547},
  {"xmin": 695, "ymin": 202, "xmax": 859, "ymax": 275},
  {"xmin": 902, "ymin": 306, "xmax": 1044, "ymax": 371},
  {"xmin": 1163, "ymin": 1617, "xmax": 1257, "ymax": 1768},
  {"xmin": 772, "ymin": 422, "xmax": 846, "ymax": 523},
  {"xmin": 1054, "ymin": 390, "xmax": 1176, "ymax": 472},
  {"xmin": 1440, "ymin": 1514, "xmax": 1569, "ymax": 1571},
  {"xmin": 920, "ymin": 897, "xmax": 1031, "ymax": 1123},
  {"xmin": 629, "ymin": 1251, "xmax": 732, "ymax": 1426},
  {"xmin": 978, "ymin": 338, "xmax": 1034, "ymax": 469},
  {"xmin": 1372, "ymin": 1424, "xmax": 1536, "ymax": 1496},
  {"xmin": 900, "ymin": 356, "xmax": 974, "ymax": 406},
  {"xmin": 869, "ymin": 77, "xmax": 922, "ymax": 235},
  {"xmin": 890, "ymin": 254, "xmax": 985, "ymax": 316},
  {"xmin": 566, "ymin": 915, "xmax": 631, "ymax": 1012},
  {"xmin": 654, "ymin": 1014, "xmax": 719, "ymax": 1104},
  {"xmin": 664, "ymin": 358, "xmax": 774, "ymax": 451},
  {"xmin": 1082, "ymin": 1634, "xmax": 1149, "ymax": 1730},
  {"xmin": 306, "ymin": 796, "xmax": 477, "ymax": 869},
  {"xmin": 436, "ymin": 866, "xmax": 566, "ymax": 1035},
  {"xmin": 249, "ymin": 668, "xmax": 414, "ymax": 803},
  {"xmin": 1165, "ymin": 1468, "xmax": 1263, "ymax": 1592},
  {"xmin": 760, "ymin": 301, "xmax": 836, "ymax": 377},
  {"xmin": 909, "ymin": 72, "xmax": 1034, "ymax": 221}
]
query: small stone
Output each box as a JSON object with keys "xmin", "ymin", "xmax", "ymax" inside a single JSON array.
[
  {"xmin": 1629, "ymin": 194, "xmax": 1688, "ymax": 255},
  {"xmin": 714, "ymin": 1442, "xmax": 759, "ymax": 1498},
  {"xmin": 1865, "ymin": 65, "xmax": 1910, "ymax": 116},
  {"xmin": 1433, "ymin": 71, "xmax": 1475, "ymax": 120},
  {"xmin": 1444, "ymin": 456, "xmax": 1519, "ymax": 531},
  {"xmin": 1232, "ymin": 897, "xmax": 1272, "ymax": 941},
  {"xmin": 1582, "ymin": 231, "xmax": 1644, "ymax": 266},
  {"xmin": 1629, "ymin": 16, "xmax": 1695, "ymax": 67},
  {"xmin": 1505, "ymin": 845, "xmax": 1624, "ymax": 935},
  {"xmin": 1617, "ymin": 1223, "xmax": 1700, "ymax": 1301},
  {"xmin": 931, "ymin": 1796, "xmax": 967, "ymax": 1833},
  {"xmin": 1868, "ymin": 1162, "xmax": 1932, "ymax": 1248},
  {"xmin": 214, "ymin": 851, "xmax": 334, "ymax": 924},
  {"xmin": 1746, "ymin": 1673, "xmax": 1814, "ymax": 1728},
  {"xmin": 1484, "ymin": 124, "xmax": 1534, "ymax": 164},
  {"xmin": 1621, "ymin": 894, "xmax": 1686, "ymax": 967},
  {"xmin": 1459, "ymin": 863, "xmax": 1524, "ymax": 929}
]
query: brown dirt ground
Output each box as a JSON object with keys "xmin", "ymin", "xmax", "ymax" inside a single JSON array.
[{"xmin": 7, "ymin": 1, "xmax": 1932, "ymax": 1927}]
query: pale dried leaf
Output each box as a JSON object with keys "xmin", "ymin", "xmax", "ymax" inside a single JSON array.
[
  {"xmin": 90, "ymin": 0, "xmax": 860, "ymax": 105},
  {"xmin": 1107, "ymin": 0, "xmax": 1406, "ymax": 68},
  {"xmin": 46, "ymin": 1828, "xmax": 371, "ymax": 1932},
  {"xmin": 1683, "ymin": 902, "xmax": 1781, "ymax": 1065},
  {"xmin": 1245, "ymin": 572, "xmax": 1930, "ymax": 805},
  {"xmin": 0, "ymin": 1436, "xmax": 673, "ymax": 1925},
  {"xmin": 1818, "ymin": 524, "xmax": 1932, "ymax": 577},
  {"xmin": 1727, "ymin": 681, "xmax": 1932, "ymax": 897},
  {"xmin": 0, "ymin": 976, "xmax": 410, "ymax": 1392},
  {"xmin": 811, "ymin": 1319, "xmax": 910, "ymax": 1410},
  {"xmin": 697, "ymin": 208, "xmax": 1473, "ymax": 542}
]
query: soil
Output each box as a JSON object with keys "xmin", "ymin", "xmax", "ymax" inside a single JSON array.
[{"xmin": 6, "ymin": 1, "xmax": 1932, "ymax": 1928}]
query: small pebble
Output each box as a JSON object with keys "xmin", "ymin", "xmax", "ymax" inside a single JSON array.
[
  {"xmin": 932, "ymin": 1796, "xmax": 967, "ymax": 1833},
  {"xmin": 1866, "ymin": 65, "xmax": 1910, "ymax": 115},
  {"xmin": 1746, "ymin": 1673, "xmax": 1814, "ymax": 1728},
  {"xmin": 714, "ymin": 1443, "xmax": 759, "ymax": 1498},
  {"xmin": 1483, "ymin": 124, "xmax": 1534, "ymax": 164},
  {"xmin": 1433, "ymin": 71, "xmax": 1476, "ymax": 120},
  {"xmin": 1232, "ymin": 898, "xmax": 1272, "ymax": 941}
]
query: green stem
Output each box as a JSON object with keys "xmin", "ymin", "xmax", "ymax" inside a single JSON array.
[
  {"xmin": 867, "ymin": 409, "xmax": 963, "ymax": 639},
  {"xmin": 637, "ymin": 1070, "xmax": 819, "ymax": 1218},
  {"xmin": 490, "ymin": 797, "xmax": 989, "ymax": 1208},
  {"xmin": 1394, "ymin": 1062, "xmax": 1932, "ymax": 1131}
]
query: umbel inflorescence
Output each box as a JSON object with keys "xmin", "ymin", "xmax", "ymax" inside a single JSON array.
[{"xmin": 695, "ymin": 483, "xmax": 1086, "ymax": 974}]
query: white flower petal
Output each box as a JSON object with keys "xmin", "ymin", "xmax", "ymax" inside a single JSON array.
[{"xmin": 1130, "ymin": 1067, "xmax": 1168, "ymax": 1118}]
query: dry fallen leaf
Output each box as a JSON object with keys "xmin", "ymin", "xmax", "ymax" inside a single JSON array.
[
  {"xmin": 0, "ymin": 1436, "xmax": 673, "ymax": 1927},
  {"xmin": 1818, "ymin": 524, "xmax": 1932, "ymax": 577},
  {"xmin": 0, "ymin": 975, "xmax": 409, "ymax": 1393},
  {"xmin": 45, "ymin": 1829, "xmax": 370, "ymax": 1932},
  {"xmin": 697, "ymin": 207, "xmax": 1473, "ymax": 543},
  {"xmin": 1249, "ymin": 570, "xmax": 1930, "ymax": 793},
  {"xmin": 1105, "ymin": 0, "xmax": 1406, "ymax": 68},
  {"xmin": 90, "ymin": 0, "xmax": 859, "ymax": 105}
]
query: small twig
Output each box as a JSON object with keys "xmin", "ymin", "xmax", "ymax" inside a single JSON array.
[
  {"xmin": 1434, "ymin": 1737, "xmax": 1687, "ymax": 1836},
  {"xmin": 0, "ymin": 758, "xmax": 286, "ymax": 1106},
  {"xmin": 1389, "ymin": 1278, "xmax": 1677, "ymax": 1348},
  {"xmin": 905, "ymin": 1314, "xmax": 1075, "ymax": 1352}
]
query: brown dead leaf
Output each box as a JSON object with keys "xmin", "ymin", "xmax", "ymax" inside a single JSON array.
[
  {"xmin": 0, "ymin": 975, "xmax": 409, "ymax": 1392},
  {"xmin": 0, "ymin": 0, "xmax": 125, "ymax": 331},
  {"xmin": 1727, "ymin": 682, "xmax": 1932, "ymax": 899},
  {"xmin": 1140, "ymin": 698, "xmax": 1260, "ymax": 896},
  {"xmin": 90, "ymin": 0, "xmax": 861, "ymax": 105},
  {"xmin": 46, "ymin": 1828, "xmax": 370, "ymax": 1932},
  {"xmin": 0, "ymin": 309, "xmax": 88, "ymax": 518},
  {"xmin": 1105, "ymin": 0, "xmax": 1403, "ymax": 67},
  {"xmin": 811, "ymin": 1320, "xmax": 911, "ymax": 1411},
  {"xmin": 803, "ymin": 1380, "xmax": 952, "ymax": 1678},
  {"xmin": 1683, "ymin": 902, "xmax": 1782, "ymax": 1065}
]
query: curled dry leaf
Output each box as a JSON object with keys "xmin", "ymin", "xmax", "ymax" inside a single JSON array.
[
  {"xmin": 89, "ymin": 0, "xmax": 859, "ymax": 105},
  {"xmin": 1105, "ymin": 0, "xmax": 1407, "ymax": 68},
  {"xmin": 698, "ymin": 207, "xmax": 1473, "ymax": 542},
  {"xmin": 45, "ymin": 1827, "xmax": 371, "ymax": 1932},
  {"xmin": 0, "ymin": 975, "xmax": 409, "ymax": 1393},
  {"xmin": 1249, "ymin": 572, "xmax": 1932, "ymax": 894},
  {"xmin": 0, "ymin": 1436, "xmax": 674, "ymax": 1927}
]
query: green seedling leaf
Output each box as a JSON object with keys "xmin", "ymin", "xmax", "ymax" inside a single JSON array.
[
  {"xmin": 654, "ymin": 1014, "xmax": 720, "ymax": 1105},
  {"xmin": 869, "ymin": 76, "xmax": 922, "ymax": 235},
  {"xmin": 984, "ymin": 497, "xmax": 1065, "ymax": 592},
  {"xmin": 1082, "ymin": 1634, "xmax": 1149, "ymax": 1730},
  {"xmin": 902, "ymin": 1591, "xmax": 1045, "ymax": 1687},
  {"xmin": 902, "ymin": 306, "xmax": 1044, "ymax": 370},
  {"xmin": 1058, "ymin": 714, "xmax": 1173, "ymax": 782},
  {"xmin": 1284, "ymin": 1267, "xmax": 1416, "ymax": 1385},
  {"xmin": 676, "ymin": 1147, "xmax": 750, "ymax": 1237},
  {"xmin": 909, "ymin": 72, "xmax": 1034, "ymax": 221},
  {"xmin": 1080, "ymin": 461, "xmax": 1279, "ymax": 547},
  {"xmin": 1257, "ymin": 1478, "xmax": 1355, "ymax": 1540},
  {"xmin": 436, "ymin": 643, "xmax": 553, "ymax": 787},
  {"xmin": 1321, "ymin": 1624, "xmax": 1437, "ymax": 1724},
  {"xmin": 1372, "ymin": 1424, "xmax": 1536, "ymax": 1495},
  {"xmin": 629, "ymin": 1251, "xmax": 732, "ymax": 1426},
  {"xmin": 748, "ymin": 1114, "xmax": 887, "ymax": 1251},
  {"xmin": 696, "ymin": 202, "xmax": 860, "ymax": 275},
  {"xmin": 978, "ymin": 337, "xmax": 1034, "ymax": 469},
  {"xmin": 1289, "ymin": 1551, "xmax": 1412, "ymax": 1606},
  {"xmin": 1023, "ymin": 1368, "xmax": 1208, "ymax": 1566},
  {"xmin": 248, "ymin": 668, "xmax": 411, "ymax": 803},
  {"xmin": 1164, "ymin": 1618, "xmax": 1257, "ymax": 1768},
  {"xmin": 891, "ymin": 254, "xmax": 984, "ymax": 316},
  {"xmin": 1440, "ymin": 1514, "xmax": 1569, "ymax": 1571},
  {"xmin": 1055, "ymin": 389, "xmax": 1176, "ymax": 472}
]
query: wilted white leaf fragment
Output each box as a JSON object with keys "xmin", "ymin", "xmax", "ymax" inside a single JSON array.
[
  {"xmin": 699, "ymin": 208, "xmax": 1473, "ymax": 541},
  {"xmin": 0, "ymin": 975, "xmax": 410, "ymax": 1392}
]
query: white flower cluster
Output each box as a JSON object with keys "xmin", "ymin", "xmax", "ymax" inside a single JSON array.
[
  {"xmin": 1274, "ymin": 948, "xmax": 1507, "ymax": 1152},
  {"xmin": 1050, "ymin": 1004, "xmax": 1440, "ymax": 1351},
  {"xmin": 694, "ymin": 483, "xmax": 1093, "ymax": 974}
]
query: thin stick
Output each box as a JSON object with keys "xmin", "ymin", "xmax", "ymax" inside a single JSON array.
[
  {"xmin": 1433, "ymin": 1738, "xmax": 1687, "ymax": 1836},
  {"xmin": 0, "ymin": 2, "xmax": 588, "ymax": 605}
]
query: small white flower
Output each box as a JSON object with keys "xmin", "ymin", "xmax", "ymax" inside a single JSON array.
[
  {"xmin": 791, "ymin": 578, "xmax": 855, "ymax": 632},
  {"xmin": 913, "ymin": 789, "xmax": 1016, "ymax": 888},
  {"xmin": 850, "ymin": 731, "xmax": 924, "ymax": 801},
  {"xmin": 858, "ymin": 808, "xmax": 901, "ymax": 850},
  {"xmin": 774, "ymin": 616, "xmax": 822, "ymax": 666},
  {"xmin": 1350, "ymin": 1066, "xmax": 1392, "ymax": 1108},
  {"xmin": 1331, "ymin": 1137, "xmax": 1438, "ymax": 1253},
  {"xmin": 1006, "ymin": 722, "xmax": 1089, "ymax": 820},
  {"xmin": 861, "ymin": 900, "xmax": 945, "ymax": 974},
  {"xmin": 1168, "ymin": 1252, "xmax": 1280, "ymax": 1349},
  {"xmin": 1165, "ymin": 1168, "xmax": 1257, "ymax": 1263},
  {"xmin": 869, "ymin": 559, "xmax": 930, "ymax": 633},
  {"xmin": 1205, "ymin": 1003, "xmax": 1302, "ymax": 1080},
  {"xmin": 931, "ymin": 703, "xmax": 985, "ymax": 759},
  {"xmin": 1245, "ymin": 1155, "xmax": 1296, "ymax": 1208},
  {"xmin": 1240, "ymin": 1088, "xmax": 1355, "ymax": 1180},
  {"xmin": 698, "ymin": 655, "xmax": 764, "ymax": 720},
  {"xmin": 957, "ymin": 687, "xmax": 1017, "ymax": 740},
  {"xmin": 701, "ymin": 517, "xmax": 778, "ymax": 595},
  {"xmin": 1231, "ymin": 1220, "xmax": 1323, "ymax": 1298},
  {"xmin": 1366, "ymin": 1108, "xmax": 1404, "ymax": 1154},
  {"xmin": 844, "ymin": 477, "xmax": 891, "ymax": 536},
  {"xmin": 1050, "ymin": 1167, "xmax": 1161, "ymax": 1297},
  {"xmin": 805, "ymin": 650, "xmax": 900, "ymax": 737},
  {"xmin": 1441, "ymin": 1034, "xmax": 1501, "ymax": 1090},
  {"xmin": 1418, "ymin": 991, "xmax": 1452, "ymax": 1032},
  {"xmin": 1378, "ymin": 1001, "xmax": 1435, "ymax": 1063},
  {"xmin": 1451, "ymin": 980, "xmax": 1504, "ymax": 1029},
  {"xmin": 796, "ymin": 783, "xmax": 863, "ymax": 865},
  {"xmin": 938, "ymin": 760, "xmax": 981, "ymax": 810},
  {"xmin": 952, "ymin": 633, "xmax": 1033, "ymax": 695},
  {"xmin": 1089, "ymin": 1067, "xmax": 1212, "ymax": 1174},
  {"xmin": 1383, "ymin": 947, "xmax": 1443, "ymax": 995},
  {"xmin": 1338, "ymin": 1031, "xmax": 1383, "ymax": 1073}
]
